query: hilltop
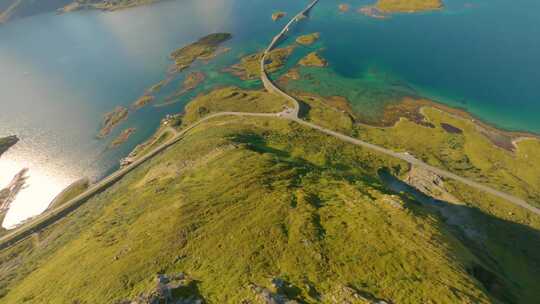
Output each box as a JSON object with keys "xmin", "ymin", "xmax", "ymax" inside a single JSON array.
[
  {"xmin": 1, "ymin": 4, "xmax": 540, "ymax": 303},
  {"xmin": 0, "ymin": 84, "xmax": 539, "ymax": 303}
]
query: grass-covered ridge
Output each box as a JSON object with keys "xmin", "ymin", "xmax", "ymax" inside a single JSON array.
[
  {"xmin": 1, "ymin": 83, "xmax": 540, "ymax": 302},
  {"xmin": 0, "ymin": 112, "xmax": 499, "ymax": 303}
]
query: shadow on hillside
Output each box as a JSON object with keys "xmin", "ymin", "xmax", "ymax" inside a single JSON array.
[{"xmin": 377, "ymin": 169, "xmax": 540, "ymax": 304}]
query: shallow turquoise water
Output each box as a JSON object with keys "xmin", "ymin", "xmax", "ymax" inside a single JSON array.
[
  {"xmin": 0, "ymin": 0, "xmax": 539, "ymax": 226},
  {"xmin": 300, "ymin": 0, "xmax": 540, "ymax": 132}
]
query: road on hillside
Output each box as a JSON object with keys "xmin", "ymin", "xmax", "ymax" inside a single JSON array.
[
  {"xmin": 1, "ymin": 0, "xmax": 537, "ymax": 250},
  {"xmin": 259, "ymin": 0, "xmax": 540, "ymax": 215}
]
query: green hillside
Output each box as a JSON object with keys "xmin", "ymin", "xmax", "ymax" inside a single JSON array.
[{"xmin": 1, "ymin": 87, "xmax": 539, "ymax": 303}]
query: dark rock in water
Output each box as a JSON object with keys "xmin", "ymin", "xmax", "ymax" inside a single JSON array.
[{"xmin": 0, "ymin": 135, "xmax": 18, "ymax": 157}]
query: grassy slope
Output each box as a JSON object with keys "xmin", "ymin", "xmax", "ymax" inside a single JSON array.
[
  {"xmin": 1, "ymin": 101, "xmax": 499, "ymax": 303},
  {"xmin": 1, "ymin": 52, "xmax": 539, "ymax": 304},
  {"xmin": 182, "ymin": 87, "xmax": 289, "ymax": 125},
  {"xmin": 296, "ymin": 92, "xmax": 540, "ymax": 303},
  {"xmin": 357, "ymin": 107, "xmax": 540, "ymax": 207},
  {"xmin": 47, "ymin": 179, "xmax": 89, "ymax": 210},
  {"xmin": 291, "ymin": 87, "xmax": 540, "ymax": 209}
]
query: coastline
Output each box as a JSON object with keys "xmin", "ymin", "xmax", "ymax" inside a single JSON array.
[
  {"xmin": 374, "ymin": 96, "xmax": 540, "ymax": 151},
  {"xmin": 286, "ymin": 86, "xmax": 540, "ymax": 151}
]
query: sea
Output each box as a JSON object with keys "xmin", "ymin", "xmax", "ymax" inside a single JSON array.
[{"xmin": 0, "ymin": 0, "xmax": 539, "ymax": 227}]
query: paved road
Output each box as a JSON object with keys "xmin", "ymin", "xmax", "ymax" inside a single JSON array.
[
  {"xmin": 293, "ymin": 118, "xmax": 540, "ymax": 215},
  {"xmin": 0, "ymin": 111, "xmax": 279, "ymax": 250},
  {"xmin": 259, "ymin": 0, "xmax": 540, "ymax": 216},
  {"xmin": 1, "ymin": 0, "xmax": 538, "ymax": 250}
]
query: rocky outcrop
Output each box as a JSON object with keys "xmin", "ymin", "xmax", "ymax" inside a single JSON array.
[
  {"xmin": 405, "ymin": 165, "xmax": 459, "ymax": 204},
  {"xmin": 0, "ymin": 168, "xmax": 29, "ymax": 227},
  {"xmin": 117, "ymin": 273, "xmax": 204, "ymax": 304},
  {"xmin": 247, "ymin": 282, "xmax": 299, "ymax": 304}
]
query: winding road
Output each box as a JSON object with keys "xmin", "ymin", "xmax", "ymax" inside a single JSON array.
[
  {"xmin": 260, "ymin": 0, "xmax": 540, "ymax": 216},
  {"xmin": 1, "ymin": 0, "xmax": 538, "ymax": 250}
]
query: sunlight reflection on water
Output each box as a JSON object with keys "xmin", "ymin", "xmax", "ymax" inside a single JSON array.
[{"xmin": 0, "ymin": 151, "xmax": 74, "ymax": 228}]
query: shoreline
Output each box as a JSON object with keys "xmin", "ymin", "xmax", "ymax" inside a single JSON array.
[
  {"xmin": 377, "ymin": 96, "xmax": 540, "ymax": 151},
  {"xmin": 278, "ymin": 68, "xmax": 540, "ymax": 140},
  {"xmin": 287, "ymin": 85, "xmax": 540, "ymax": 151}
]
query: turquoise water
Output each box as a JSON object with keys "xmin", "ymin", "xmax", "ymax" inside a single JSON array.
[
  {"xmin": 298, "ymin": 0, "xmax": 540, "ymax": 132},
  {"xmin": 0, "ymin": 0, "xmax": 539, "ymax": 226}
]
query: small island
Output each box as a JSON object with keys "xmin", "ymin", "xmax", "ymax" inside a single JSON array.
[
  {"xmin": 226, "ymin": 46, "xmax": 295, "ymax": 80},
  {"xmin": 182, "ymin": 71, "xmax": 206, "ymax": 92},
  {"xmin": 170, "ymin": 33, "xmax": 232, "ymax": 73},
  {"xmin": 109, "ymin": 127, "xmax": 136, "ymax": 148},
  {"xmin": 338, "ymin": 4, "xmax": 350, "ymax": 12},
  {"xmin": 361, "ymin": 0, "xmax": 443, "ymax": 17},
  {"xmin": 147, "ymin": 80, "xmax": 166, "ymax": 94},
  {"xmin": 298, "ymin": 51, "xmax": 328, "ymax": 67},
  {"xmin": 131, "ymin": 95, "xmax": 154, "ymax": 110},
  {"xmin": 296, "ymin": 33, "xmax": 320, "ymax": 46},
  {"xmin": 271, "ymin": 11, "xmax": 286, "ymax": 21},
  {"xmin": 97, "ymin": 106, "xmax": 129, "ymax": 139}
]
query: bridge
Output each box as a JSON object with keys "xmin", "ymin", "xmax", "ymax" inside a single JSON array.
[
  {"xmin": 2, "ymin": 0, "xmax": 538, "ymax": 251},
  {"xmin": 261, "ymin": 0, "xmax": 319, "ymax": 117}
]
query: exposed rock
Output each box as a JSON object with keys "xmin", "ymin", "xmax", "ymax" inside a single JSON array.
[
  {"xmin": 405, "ymin": 166, "xmax": 459, "ymax": 204},
  {"xmin": 248, "ymin": 281, "xmax": 299, "ymax": 304},
  {"xmin": 380, "ymin": 195, "xmax": 404, "ymax": 210},
  {"xmin": 0, "ymin": 168, "xmax": 29, "ymax": 226},
  {"xmin": 272, "ymin": 11, "xmax": 286, "ymax": 21},
  {"xmin": 117, "ymin": 272, "xmax": 203, "ymax": 304}
]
